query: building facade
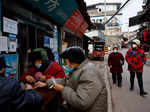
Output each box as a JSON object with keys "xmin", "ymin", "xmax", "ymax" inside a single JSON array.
[{"xmin": 87, "ymin": 2, "xmax": 123, "ymax": 47}]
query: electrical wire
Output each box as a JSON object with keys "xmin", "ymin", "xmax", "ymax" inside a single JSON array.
[{"xmin": 104, "ymin": 0, "xmax": 131, "ymax": 25}]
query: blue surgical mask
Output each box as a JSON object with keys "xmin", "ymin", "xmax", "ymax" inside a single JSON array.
[
  {"xmin": 35, "ymin": 64, "xmax": 42, "ymax": 69},
  {"xmin": 64, "ymin": 65, "xmax": 74, "ymax": 74},
  {"xmin": 113, "ymin": 50, "xmax": 118, "ymax": 53}
]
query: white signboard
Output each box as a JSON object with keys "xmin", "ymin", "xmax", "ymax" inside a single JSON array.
[
  {"xmin": 0, "ymin": 36, "xmax": 8, "ymax": 52},
  {"xmin": 3, "ymin": 17, "xmax": 18, "ymax": 35}
]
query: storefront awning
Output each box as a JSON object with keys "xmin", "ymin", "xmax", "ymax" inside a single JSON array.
[
  {"xmin": 25, "ymin": 0, "xmax": 78, "ymax": 25},
  {"xmin": 23, "ymin": 0, "xmax": 89, "ymax": 36},
  {"xmin": 129, "ymin": 7, "xmax": 150, "ymax": 27},
  {"xmin": 129, "ymin": 14, "xmax": 146, "ymax": 27}
]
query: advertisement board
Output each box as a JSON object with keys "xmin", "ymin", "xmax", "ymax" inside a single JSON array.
[{"xmin": 3, "ymin": 54, "xmax": 18, "ymax": 79}]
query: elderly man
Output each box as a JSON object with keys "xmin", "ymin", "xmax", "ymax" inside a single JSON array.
[{"xmin": 126, "ymin": 39, "xmax": 148, "ymax": 96}]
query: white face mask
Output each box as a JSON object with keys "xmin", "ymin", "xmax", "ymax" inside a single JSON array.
[{"xmin": 132, "ymin": 44, "xmax": 137, "ymax": 48}]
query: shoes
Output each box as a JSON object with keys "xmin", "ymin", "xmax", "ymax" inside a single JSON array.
[
  {"xmin": 130, "ymin": 87, "xmax": 134, "ymax": 91},
  {"xmin": 118, "ymin": 83, "xmax": 122, "ymax": 88},
  {"xmin": 140, "ymin": 92, "xmax": 148, "ymax": 96}
]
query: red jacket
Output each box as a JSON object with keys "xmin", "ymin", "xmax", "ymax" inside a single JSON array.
[
  {"xmin": 20, "ymin": 61, "xmax": 65, "ymax": 82},
  {"xmin": 125, "ymin": 48, "xmax": 147, "ymax": 72},
  {"xmin": 108, "ymin": 52, "xmax": 124, "ymax": 73}
]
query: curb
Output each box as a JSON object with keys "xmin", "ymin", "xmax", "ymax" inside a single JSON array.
[{"xmin": 104, "ymin": 64, "xmax": 113, "ymax": 112}]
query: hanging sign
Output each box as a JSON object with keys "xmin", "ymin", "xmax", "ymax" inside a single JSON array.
[{"xmin": 65, "ymin": 9, "xmax": 88, "ymax": 37}]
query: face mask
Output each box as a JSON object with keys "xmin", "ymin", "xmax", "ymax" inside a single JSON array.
[
  {"xmin": 113, "ymin": 49, "xmax": 118, "ymax": 53},
  {"xmin": 132, "ymin": 44, "xmax": 137, "ymax": 48},
  {"xmin": 35, "ymin": 64, "xmax": 42, "ymax": 69},
  {"xmin": 64, "ymin": 65, "xmax": 74, "ymax": 74}
]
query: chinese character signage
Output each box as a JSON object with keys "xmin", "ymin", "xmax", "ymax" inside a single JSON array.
[
  {"xmin": 65, "ymin": 9, "xmax": 88, "ymax": 37},
  {"xmin": 25, "ymin": 0, "xmax": 78, "ymax": 25}
]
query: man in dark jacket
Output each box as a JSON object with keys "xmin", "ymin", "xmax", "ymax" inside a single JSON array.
[
  {"xmin": 0, "ymin": 57, "xmax": 43, "ymax": 112},
  {"xmin": 108, "ymin": 46, "xmax": 124, "ymax": 87}
]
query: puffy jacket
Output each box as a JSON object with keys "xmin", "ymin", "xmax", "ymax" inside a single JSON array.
[
  {"xmin": 0, "ymin": 75, "xmax": 42, "ymax": 112},
  {"xmin": 125, "ymin": 48, "xmax": 147, "ymax": 72}
]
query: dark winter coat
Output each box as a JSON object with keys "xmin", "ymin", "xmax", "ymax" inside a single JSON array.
[
  {"xmin": 125, "ymin": 48, "xmax": 146, "ymax": 72},
  {"xmin": 108, "ymin": 52, "xmax": 124, "ymax": 73},
  {"xmin": 0, "ymin": 75, "xmax": 42, "ymax": 112}
]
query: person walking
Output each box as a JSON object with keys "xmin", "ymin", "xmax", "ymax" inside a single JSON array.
[
  {"xmin": 35, "ymin": 47, "xmax": 107, "ymax": 112},
  {"xmin": 108, "ymin": 46, "xmax": 124, "ymax": 87},
  {"xmin": 0, "ymin": 57, "xmax": 42, "ymax": 112},
  {"xmin": 125, "ymin": 39, "xmax": 148, "ymax": 96}
]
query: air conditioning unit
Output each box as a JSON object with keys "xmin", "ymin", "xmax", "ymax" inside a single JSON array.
[{"xmin": 97, "ymin": 8, "xmax": 102, "ymax": 13}]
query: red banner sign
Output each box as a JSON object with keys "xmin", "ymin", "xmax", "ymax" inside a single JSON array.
[{"xmin": 64, "ymin": 9, "xmax": 88, "ymax": 37}]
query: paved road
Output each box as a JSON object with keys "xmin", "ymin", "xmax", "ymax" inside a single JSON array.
[{"xmin": 108, "ymin": 49, "xmax": 150, "ymax": 112}]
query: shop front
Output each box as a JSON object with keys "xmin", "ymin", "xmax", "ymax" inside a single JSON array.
[
  {"xmin": 0, "ymin": 0, "xmax": 92, "ymax": 79},
  {"xmin": 0, "ymin": 0, "xmax": 59, "ymax": 79}
]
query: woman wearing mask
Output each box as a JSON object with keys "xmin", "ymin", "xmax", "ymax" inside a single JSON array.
[
  {"xmin": 20, "ymin": 47, "xmax": 65, "ymax": 83},
  {"xmin": 20, "ymin": 47, "xmax": 66, "ymax": 112},
  {"xmin": 126, "ymin": 39, "xmax": 147, "ymax": 96},
  {"xmin": 35, "ymin": 47, "xmax": 107, "ymax": 112},
  {"xmin": 108, "ymin": 46, "xmax": 124, "ymax": 87}
]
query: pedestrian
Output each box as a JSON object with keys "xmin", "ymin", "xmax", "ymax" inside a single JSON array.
[
  {"xmin": 108, "ymin": 46, "xmax": 124, "ymax": 87},
  {"xmin": 35, "ymin": 46, "xmax": 107, "ymax": 112},
  {"xmin": 0, "ymin": 57, "xmax": 43, "ymax": 112},
  {"xmin": 20, "ymin": 47, "xmax": 65, "ymax": 83},
  {"xmin": 125, "ymin": 39, "xmax": 148, "ymax": 96}
]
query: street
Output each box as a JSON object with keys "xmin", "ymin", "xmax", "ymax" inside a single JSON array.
[{"xmin": 108, "ymin": 49, "xmax": 150, "ymax": 112}]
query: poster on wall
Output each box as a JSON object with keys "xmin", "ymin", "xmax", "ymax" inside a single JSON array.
[
  {"xmin": 3, "ymin": 17, "xmax": 18, "ymax": 35},
  {"xmin": 8, "ymin": 38, "xmax": 17, "ymax": 52},
  {"xmin": 0, "ymin": 36, "xmax": 8, "ymax": 52},
  {"xmin": 44, "ymin": 36, "xmax": 50, "ymax": 48},
  {"xmin": 3, "ymin": 54, "xmax": 18, "ymax": 79}
]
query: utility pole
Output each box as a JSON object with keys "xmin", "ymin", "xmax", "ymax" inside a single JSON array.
[
  {"xmin": 104, "ymin": 0, "xmax": 107, "ymax": 25},
  {"xmin": 104, "ymin": 0, "xmax": 107, "ymax": 45}
]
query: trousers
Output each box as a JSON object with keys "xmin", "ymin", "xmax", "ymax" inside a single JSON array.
[
  {"xmin": 130, "ymin": 71, "xmax": 144, "ymax": 92},
  {"xmin": 112, "ymin": 72, "xmax": 122, "ymax": 87}
]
